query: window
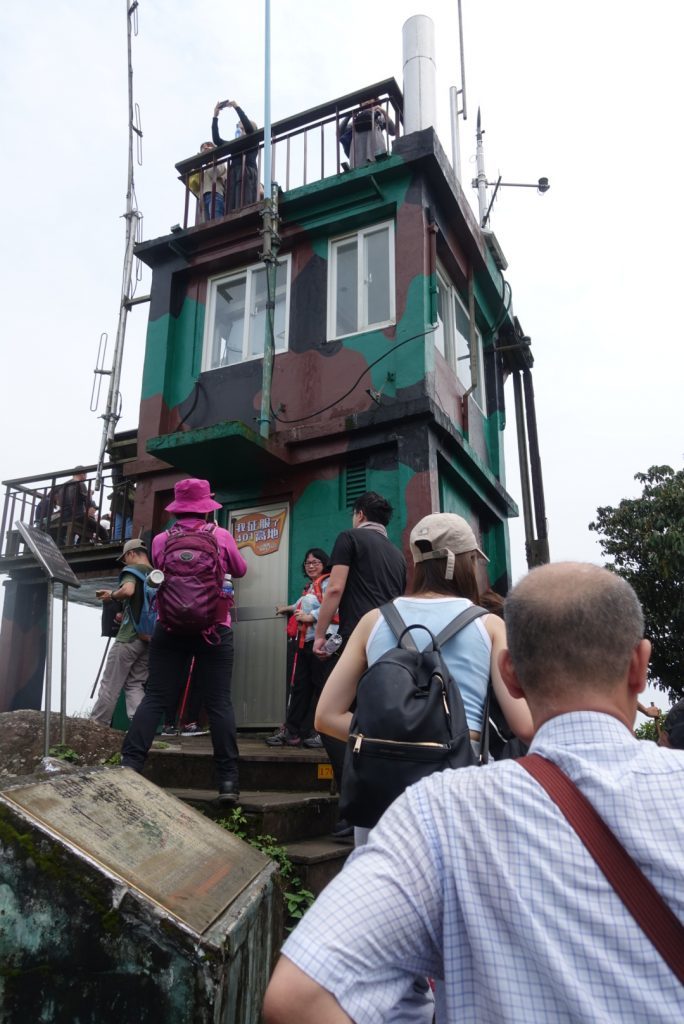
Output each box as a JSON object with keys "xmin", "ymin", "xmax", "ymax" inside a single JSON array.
[
  {"xmin": 203, "ymin": 257, "xmax": 290, "ymax": 370},
  {"xmin": 328, "ymin": 222, "xmax": 395, "ymax": 340},
  {"xmin": 434, "ymin": 267, "xmax": 487, "ymax": 412}
]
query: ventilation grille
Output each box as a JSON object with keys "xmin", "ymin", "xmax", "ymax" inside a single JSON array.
[{"xmin": 345, "ymin": 460, "xmax": 367, "ymax": 507}]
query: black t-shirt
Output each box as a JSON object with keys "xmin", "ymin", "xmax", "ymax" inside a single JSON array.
[{"xmin": 330, "ymin": 527, "xmax": 407, "ymax": 639}]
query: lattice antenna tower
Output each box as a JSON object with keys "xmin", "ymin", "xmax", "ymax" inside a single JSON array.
[{"xmin": 91, "ymin": 0, "xmax": 147, "ymax": 489}]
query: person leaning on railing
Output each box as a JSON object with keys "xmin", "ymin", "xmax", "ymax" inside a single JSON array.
[
  {"xmin": 339, "ymin": 97, "xmax": 395, "ymax": 170},
  {"xmin": 212, "ymin": 98, "xmax": 258, "ymax": 210}
]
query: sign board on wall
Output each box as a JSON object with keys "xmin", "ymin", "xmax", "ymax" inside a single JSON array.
[{"xmin": 232, "ymin": 509, "xmax": 286, "ymax": 556}]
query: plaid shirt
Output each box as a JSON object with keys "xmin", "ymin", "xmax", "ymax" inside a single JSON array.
[{"xmin": 283, "ymin": 713, "xmax": 684, "ymax": 1023}]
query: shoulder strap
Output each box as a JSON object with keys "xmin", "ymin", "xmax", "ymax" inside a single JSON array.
[
  {"xmin": 435, "ymin": 605, "xmax": 488, "ymax": 648},
  {"xmin": 119, "ymin": 566, "xmax": 147, "ymax": 585},
  {"xmin": 519, "ymin": 753, "xmax": 684, "ymax": 984},
  {"xmin": 312, "ymin": 573, "xmax": 330, "ymax": 603},
  {"xmin": 379, "ymin": 602, "xmax": 488, "ymax": 653},
  {"xmin": 379, "ymin": 601, "xmax": 415, "ymax": 650}
]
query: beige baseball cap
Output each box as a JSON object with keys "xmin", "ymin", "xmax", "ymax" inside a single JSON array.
[
  {"xmin": 119, "ymin": 538, "xmax": 147, "ymax": 562},
  {"xmin": 409, "ymin": 513, "xmax": 489, "ymax": 580}
]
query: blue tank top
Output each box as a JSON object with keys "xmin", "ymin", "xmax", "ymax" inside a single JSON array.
[{"xmin": 365, "ymin": 596, "xmax": 491, "ymax": 731}]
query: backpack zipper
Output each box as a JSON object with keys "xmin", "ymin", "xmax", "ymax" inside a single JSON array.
[{"xmin": 352, "ymin": 733, "xmax": 448, "ymax": 750}]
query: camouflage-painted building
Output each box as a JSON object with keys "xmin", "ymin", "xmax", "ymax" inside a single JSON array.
[{"xmin": 124, "ymin": 82, "xmax": 537, "ymax": 728}]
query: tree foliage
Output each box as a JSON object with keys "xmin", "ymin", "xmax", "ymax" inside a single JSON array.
[{"xmin": 589, "ymin": 465, "xmax": 684, "ymax": 702}]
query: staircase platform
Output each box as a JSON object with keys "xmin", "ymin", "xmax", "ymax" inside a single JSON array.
[
  {"xmin": 146, "ymin": 734, "xmax": 335, "ymax": 792},
  {"xmin": 166, "ymin": 787, "xmax": 352, "ymax": 895},
  {"xmin": 147, "ymin": 734, "xmax": 352, "ymax": 895},
  {"xmin": 168, "ymin": 787, "xmax": 340, "ymax": 842}
]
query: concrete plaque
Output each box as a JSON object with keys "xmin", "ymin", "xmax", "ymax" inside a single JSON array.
[{"xmin": 2, "ymin": 768, "xmax": 268, "ymax": 934}]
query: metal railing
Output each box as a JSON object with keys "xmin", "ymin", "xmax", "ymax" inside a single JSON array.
[
  {"xmin": 175, "ymin": 79, "xmax": 404, "ymax": 229},
  {"xmin": 0, "ymin": 464, "xmax": 137, "ymax": 561}
]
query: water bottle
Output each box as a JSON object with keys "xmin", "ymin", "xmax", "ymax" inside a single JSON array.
[
  {"xmin": 323, "ymin": 632, "xmax": 343, "ymax": 655},
  {"xmin": 222, "ymin": 574, "xmax": 234, "ymax": 602},
  {"xmin": 147, "ymin": 569, "xmax": 164, "ymax": 588}
]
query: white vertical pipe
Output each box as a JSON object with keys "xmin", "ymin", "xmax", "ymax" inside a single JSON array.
[
  {"xmin": 60, "ymin": 586, "xmax": 68, "ymax": 745},
  {"xmin": 402, "ymin": 15, "xmax": 437, "ymax": 134},
  {"xmin": 43, "ymin": 580, "xmax": 54, "ymax": 758},
  {"xmin": 475, "ymin": 108, "xmax": 488, "ymax": 226},
  {"xmin": 449, "ymin": 85, "xmax": 461, "ymax": 182},
  {"xmin": 263, "ymin": 0, "xmax": 272, "ymax": 199}
]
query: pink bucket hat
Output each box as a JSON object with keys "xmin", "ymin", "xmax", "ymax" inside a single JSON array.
[{"xmin": 165, "ymin": 478, "xmax": 222, "ymax": 514}]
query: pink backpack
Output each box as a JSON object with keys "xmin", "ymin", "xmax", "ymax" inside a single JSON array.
[{"xmin": 156, "ymin": 523, "xmax": 224, "ymax": 635}]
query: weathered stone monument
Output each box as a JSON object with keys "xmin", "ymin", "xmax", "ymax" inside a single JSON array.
[{"xmin": 0, "ymin": 767, "xmax": 280, "ymax": 1023}]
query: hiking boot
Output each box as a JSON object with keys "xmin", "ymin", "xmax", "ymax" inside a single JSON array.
[
  {"xmin": 161, "ymin": 723, "xmax": 178, "ymax": 737},
  {"xmin": 265, "ymin": 727, "xmax": 301, "ymax": 747},
  {"xmin": 217, "ymin": 780, "xmax": 240, "ymax": 804},
  {"xmin": 180, "ymin": 722, "xmax": 210, "ymax": 737},
  {"xmin": 302, "ymin": 732, "xmax": 323, "ymax": 748},
  {"xmin": 330, "ymin": 818, "xmax": 354, "ymax": 842}
]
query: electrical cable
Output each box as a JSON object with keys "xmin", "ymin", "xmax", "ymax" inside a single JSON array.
[
  {"xmin": 177, "ymin": 376, "xmax": 208, "ymax": 430},
  {"xmin": 270, "ymin": 324, "xmax": 437, "ymax": 425}
]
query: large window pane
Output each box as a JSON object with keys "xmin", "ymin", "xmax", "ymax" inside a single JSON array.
[
  {"xmin": 365, "ymin": 228, "xmax": 390, "ymax": 326},
  {"xmin": 273, "ymin": 262, "xmax": 288, "ymax": 348},
  {"xmin": 212, "ymin": 277, "xmax": 246, "ymax": 367},
  {"xmin": 248, "ymin": 263, "xmax": 289, "ymax": 358},
  {"xmin": 249, "ymin": 267, "xmax": 268, "ymax": 358},
  {"xmin": 335, "ymin": 240, "xmax": 358, "ymax": 336},
  {"xmin": 434, "ymin": 275, "xmax": 446, "ymax": 358},
  {"xmin": 205, "ymin": 258, "xmax": 290, "ymax": 369},
  {"xmin": 454, "ymin": 295, "xmax": 473, "ymax": 391}
]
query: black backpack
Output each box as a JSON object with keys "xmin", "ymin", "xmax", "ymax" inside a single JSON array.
[{"xmin": 339, "ymin": 601, "xmax": 490, "ymax": 828}]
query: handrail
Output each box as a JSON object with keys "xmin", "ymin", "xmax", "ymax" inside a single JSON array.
[
  {"xmin": 174, "ymin": 79, "xmax": 404, "ymax": 228},
  {"xmin": 0, "ymin": 463, "xmax": 137, "ymax": 561}
]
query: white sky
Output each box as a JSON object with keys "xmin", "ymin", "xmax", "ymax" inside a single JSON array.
[{"xmin": 1, "ymin": 1, "xmax": 681, "ymax": 716}]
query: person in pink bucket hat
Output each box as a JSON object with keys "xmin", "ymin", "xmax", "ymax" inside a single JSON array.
[{"xmin": 122, "ymin": 478, "xmax": 247, "ymax": 802}]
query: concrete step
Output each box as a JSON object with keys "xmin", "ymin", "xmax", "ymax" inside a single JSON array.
[
  {"xmin": 285, "ymin": 837, "xmax": 353, "ymax": 896},
  {"xmin": 145, "ymin": 734, "xmax": 335, "ymax": 793},
  {"xmin": 168, "ymin": 788, "xmax": 340, "ymax": 842},
  {"xmin": 167, "ymin": 788, "xmax": 353, "ymax": 895}
]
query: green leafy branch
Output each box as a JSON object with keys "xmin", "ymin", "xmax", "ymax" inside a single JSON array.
[{"xmin": 218, "ymin": 808, "xmax": 315, "ymax": 930}]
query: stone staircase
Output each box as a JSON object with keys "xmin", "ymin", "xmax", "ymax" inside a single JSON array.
[{"xmin": 143, "ymin": 734, "xmax": 352, "ymax": 894}]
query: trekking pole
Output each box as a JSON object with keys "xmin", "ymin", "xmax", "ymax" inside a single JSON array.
[
  {"xmin": 90, "ymin": 637, "xmax": 112, "ymax": 699},
  {"xmin": 285, "ymin": 624, "xmax": 307, "ymax": 713},
  {"xmin": 177, "ymin": 658, "xmax": 195, "ymax": 726}
]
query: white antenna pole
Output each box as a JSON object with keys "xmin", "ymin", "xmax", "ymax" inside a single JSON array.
[
  {"xmin": 475, "ymin": 108, "xmax": 488, "ymax": 227},
  {"xmin": 450, "ymin": 0, "xmax": 468, "ymax": 182},
  {"xmin": 95, "ymin": 0, "xmax": 142, "ymax": 488},
  {"xmin": 263, "ymin": 0, "xmax": 272, "ymax": 200},
  {"xmin": 449, "ymin": 86, "xmax": 461, "ymax": 182}
]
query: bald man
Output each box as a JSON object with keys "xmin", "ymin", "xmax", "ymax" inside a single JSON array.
[{"xmin": 263, "ymin": 563, "xmax": 684, "ymax": 1024}]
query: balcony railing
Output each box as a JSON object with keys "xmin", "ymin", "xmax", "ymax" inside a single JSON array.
[
  {"xmin": 175, "ymin": 79, "xmax": 404, "ymax": 229},
  {"xmin": 0, "ymin": 464, "xmax": 138, "ymax": 561}
]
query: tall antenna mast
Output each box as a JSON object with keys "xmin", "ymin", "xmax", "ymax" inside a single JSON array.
[
  {"xmin": 475, "ymin": 107, "xmax": 488, "ymax": 225},
  {"xmin": 449, "ymin": 0, "xmax": 468, "ymax": 182},
  {"xmin": 94, "ymin": 0, "xmax": 144, "ymax": 489}
]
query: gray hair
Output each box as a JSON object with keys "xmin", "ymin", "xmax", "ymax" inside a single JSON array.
[{"xmin": 504, "ymin": 563, "xmax": 644, "ymax": 694}]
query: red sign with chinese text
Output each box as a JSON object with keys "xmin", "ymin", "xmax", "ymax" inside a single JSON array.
[{"xmin": 232, "ymin": 509, "xmax": 287, "ymax": 556}]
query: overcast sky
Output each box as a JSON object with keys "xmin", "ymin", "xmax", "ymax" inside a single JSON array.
[{"xmin": 1, "ymin": 1, "xmax": 681, "ymax": 715}]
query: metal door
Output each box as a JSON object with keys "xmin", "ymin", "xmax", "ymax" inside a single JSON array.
[{"xmin": 228, "ymin": 504, "xmax": 289, "ymax": 727}]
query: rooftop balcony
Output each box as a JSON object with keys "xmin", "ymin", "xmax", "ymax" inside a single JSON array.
[{"xmin": 174, "ymin": 79, "xmax": 403, "ymax": 228}]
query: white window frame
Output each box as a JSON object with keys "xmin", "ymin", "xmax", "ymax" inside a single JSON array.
[
  {"xmin": 327, "ymin": 221, "xmax": 396, "ymax": 341},
  {"xmin": 202, "ymin": 255, "xmax": 291, "ymax": 371},
  {"xmin": 434, "ymin": 264, "xmax": 487, "ymax": 413}
]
